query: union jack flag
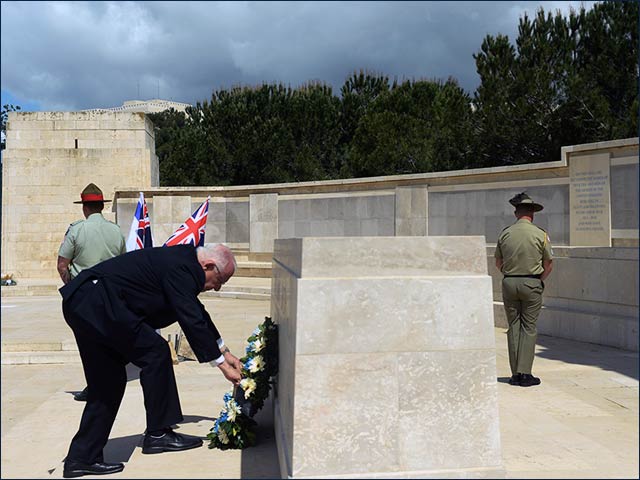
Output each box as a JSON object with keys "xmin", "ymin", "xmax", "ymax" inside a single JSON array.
[
  {"xmin": 126, "ymin": 192, "xmax": 153, "ymax": 252},
  {"xmin": 164, "ymin": 196, "xmax": 210, "ymax": 247}
]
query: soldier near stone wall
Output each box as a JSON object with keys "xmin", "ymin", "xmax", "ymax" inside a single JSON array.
[
  {"xmin": 495, "ymin": 192, "xmax": 554, "ymax": 387},
  {"xmin": 57, "ymin": 183, "xmax": 126, "ymax": 400}
]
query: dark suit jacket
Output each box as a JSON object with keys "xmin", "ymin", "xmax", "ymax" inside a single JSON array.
[{"xmin": 60, "ymin": 245, "xmax": 222, "ymax": 363}]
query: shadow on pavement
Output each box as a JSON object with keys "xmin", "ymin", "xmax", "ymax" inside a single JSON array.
[
  {"xmin": 536, "ymin": 333, "xmax": 639, "ymax": 380},
  {"xmin": 64, "ymin": 364, "xmax": 141, "ymax": 399},
  {"xmin": 241, "ymin": 395, "xmax": 281, "ymax": 479},
  {"xmin": 103, "ymin": 433, "xmax": 142, "ymax": 463},
  {"xmin": 180, "ymin": 414, "xmax": 216, "ymax": 426}
]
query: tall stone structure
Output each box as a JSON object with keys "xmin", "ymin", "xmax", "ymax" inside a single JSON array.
[
  {"xmin": 272, "ymin": 236, "xmax": 503, "ymax": 478},
  {"xmin": 1, "ymin": 111, "xmax": 159, "ymax": 279}
]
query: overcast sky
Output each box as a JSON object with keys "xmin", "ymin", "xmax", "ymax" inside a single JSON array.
[{"xmin": 1, "ymin": 1, "xmax": 595, "ymax": 112}]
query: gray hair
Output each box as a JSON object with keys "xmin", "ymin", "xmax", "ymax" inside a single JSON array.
[{"xmin": 196, "ymin": 243, "xmax": 237, "ymax": 273}]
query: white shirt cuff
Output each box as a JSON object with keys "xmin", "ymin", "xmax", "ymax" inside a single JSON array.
[
  {"xmin": 210, "ymin": 354, "xmax": 225, "ymax": 367},
  {"xmin": 209, "ymin": 338, "xmax": 226, "ymax": 367}
]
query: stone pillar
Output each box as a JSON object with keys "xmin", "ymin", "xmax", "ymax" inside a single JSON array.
[
  {"xmin": 395, "ymin": 186, "xmax": 428, "ymax": 236},
  {"xmin": 250, "ymin": 193, "xmax": 278, "ymax": 253},
  {"xmin": 271, "ymin": 236, "xmax": 503, "ymax": 478},
  {"xmin": 152, "ymin": 196, "xmax": 192, "ymax": 246}
]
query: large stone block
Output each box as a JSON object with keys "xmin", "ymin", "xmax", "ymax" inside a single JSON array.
[{"xmin": 272, "ymin": 237, "xmax": 503, "ymax": 478}]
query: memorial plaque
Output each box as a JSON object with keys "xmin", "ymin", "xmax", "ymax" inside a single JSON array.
[{"xmin": 570, "ymin": 153, "xmax": 611, "ymax": 246}]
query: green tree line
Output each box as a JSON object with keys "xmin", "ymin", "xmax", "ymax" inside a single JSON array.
[{"xmin": 149, "ymin": 1, "xmax": 637, "ymax": 186}]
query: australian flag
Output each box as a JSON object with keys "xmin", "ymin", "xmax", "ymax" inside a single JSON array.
[
  {"xmin": 164, "ymin": 196, "xmax": 210, "ymax": 247},
  {"xmin": 126, "ymin": 192, "xmax": 153, "ymax": 252}
]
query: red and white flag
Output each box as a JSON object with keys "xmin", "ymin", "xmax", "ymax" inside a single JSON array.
[{"xmin": 163, "ymin": 197, "xmax": 210, "ymax": 247}]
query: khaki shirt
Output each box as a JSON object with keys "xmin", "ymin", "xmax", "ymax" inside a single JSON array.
[
  {"xmin": 58, "ymin": 213, "xmax": 126, "ymax": 279},
  {"xmin": 495, "ymin": 218, "xmax": 553, "ymax": 276}
]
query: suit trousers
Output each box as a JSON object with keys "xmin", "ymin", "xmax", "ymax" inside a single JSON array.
[
  {"xmin": 63, "ymin": 280, "xmax": 183, "ymax": 464},
  {"xmin": 501, "ymin": 277, "xmax": 543, "ymax": 375}
]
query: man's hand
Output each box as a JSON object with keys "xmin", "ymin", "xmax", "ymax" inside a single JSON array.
[
  {"xmin": 541, "ymin": 259, "xmax": 553, "ymax": 281},
  {"xmin": 218, "ymin": 361, "xmax": 242, "ymax": 385},
  {"xmin": 57, "ymin": 256, "xmax": 72, "ymax": 284},
  {"xmin": 223, "ymin": 350, "xmax": 243, "ymax": 372}
]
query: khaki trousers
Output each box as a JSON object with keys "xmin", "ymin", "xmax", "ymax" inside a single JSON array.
[{"xmin": 501, "ymin": 277, "xmax": 543, "ymax": 375}]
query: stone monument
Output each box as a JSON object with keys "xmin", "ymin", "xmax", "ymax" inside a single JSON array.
[
  {"xmin": 1, "ymin": 111, "xmax": 159, "ymax": 279},
  {"xmin": 271, "ymin": 236, "xmax": 503, "ymax": 478}
]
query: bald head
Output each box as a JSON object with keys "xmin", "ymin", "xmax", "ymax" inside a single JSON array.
[{"xmin": 196, "ymin": 244, "xmax": 237, "ymax": 291}]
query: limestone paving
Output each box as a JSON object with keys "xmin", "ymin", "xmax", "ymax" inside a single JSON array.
[{"xmin": 1, "ymin": 294, "xmax": 638, "ymax": 478}]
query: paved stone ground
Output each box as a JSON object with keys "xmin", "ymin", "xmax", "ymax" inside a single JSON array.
[{"xmin": 1, "ymin": 294, "xmax": 638, "ymax": 478}]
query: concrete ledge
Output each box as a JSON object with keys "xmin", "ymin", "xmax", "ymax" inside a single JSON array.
[
  {"xmin": 493, "ymin": 302, "xmax": 638, "ymax": 351},
  {"xmin": 1, "ymin": 285, "xmax": 61, "ymax": 297},
  {"xmin": 235, "ymin": 261, "xmax": 273, "ymax": 278},
  {"xmin": 1, "ymin": 342, "xmax": 77, "ymax": 352},
  {"xmin": 1, "ymin": 350, "xmax": 81, "ymax": 365},
  {"xmin": 203, "ymin": 291, "xmax": 270, "ymax": 301}
]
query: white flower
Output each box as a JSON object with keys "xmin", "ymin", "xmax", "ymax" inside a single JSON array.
[
  {"xmin": 251, "ymin": 338, "xmax": 264, "ymax": 353},
  {"xmin": 247, "ymin": 355, "xmax": 265, "ymax": 373},
  {"xmin": 218, "ymin": 429, "xmax": 229, "ymax": 444},
  {"xmin": 240, "ymin": 378, "xmax": 257, "ymax": 398},
  {"xmin": 252, "ymin": 326, "xmax": 262, "ymax": 337},
  {"xmin": 225, "ymin": 399, "xmax": 241, "ymax": 422}
]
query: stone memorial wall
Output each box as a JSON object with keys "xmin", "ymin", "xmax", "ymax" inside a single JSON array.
[{"xmin": 1, "ymin": 110, "xmax": 637, "ymax": 351}]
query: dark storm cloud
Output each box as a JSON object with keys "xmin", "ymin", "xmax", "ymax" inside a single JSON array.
[{"xmin": 0, "ymin": 1, "xmax": 594, "ymax": 111}]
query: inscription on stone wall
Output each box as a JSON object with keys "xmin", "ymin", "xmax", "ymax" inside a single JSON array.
[{"xmin": 570, "ymin": 153, "xmax": 611, "ymax": 246}]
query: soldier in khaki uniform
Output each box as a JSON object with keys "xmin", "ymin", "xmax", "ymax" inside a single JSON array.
[
  {"xmin": 495, "ymin": 192, "xmax": 553, "ymax": 387},
  {"xmin": 58, "ymin": 183, "xmax": 126, "ymax": 400}
]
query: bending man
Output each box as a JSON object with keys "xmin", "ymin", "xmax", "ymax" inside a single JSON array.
[{"xmin": 60, "ymin": 243, "xmax": 243, "ymax": 478}]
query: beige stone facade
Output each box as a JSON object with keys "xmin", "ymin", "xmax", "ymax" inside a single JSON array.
[{"xmin": 1, "ymin": 111, "xmax": 159, "ymax": 279}]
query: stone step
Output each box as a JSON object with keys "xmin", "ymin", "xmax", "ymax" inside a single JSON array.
[
  {"xmin": 1, "ymin": 341, "xmax": 78, "ymax": 352},
  {"xmin": 1, "ymin": 283, "xmax": 61, "ymax": 297},
  {"xmin": 1, "ymin": 350, "xmax": 81, "ymax": 365},
  {"xmin": 203, "ymin": 291, "xmax": 270, "ymax": 301},
  {"xmin": 235, "ymin": 261, "xmax": 273, "ymax": 278},
  {"xmin": 233, "ymin": 253, "xmax": 273, "ymax": 263}
]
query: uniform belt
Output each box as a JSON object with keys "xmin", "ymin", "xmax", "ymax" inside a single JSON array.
[{"xmin": 503, "ymin": 274, "xmax": 541, "ymax": 279}]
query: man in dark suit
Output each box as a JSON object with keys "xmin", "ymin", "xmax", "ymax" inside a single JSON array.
[{"xmin": 60, "ymin": 243, "xmax": 243, "ymax": 478}]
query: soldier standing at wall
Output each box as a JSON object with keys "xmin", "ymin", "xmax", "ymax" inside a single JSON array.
[
  {"xmin": 495, "ymin": 192, "xmax": 553, "ymax": 387},
  {"xmin": 57, "ymin": 183, "xmax": 126, "ymax": 401}
]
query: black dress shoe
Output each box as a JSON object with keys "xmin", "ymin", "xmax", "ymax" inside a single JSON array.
[
  {"xmin": 508, "ymin": 373, "xmax": 522, "ymax": 385},
  {"xmin": 519, "ymin": 374, "xmax": 541, "ymax": 387},
  {"xmin": 63, "ymin": 460, "xmax": 124, "ymax": 478},
  {"xmin": 142, "ymin": 429, "xmax": 203, "ymax": 454},
  {"xmin": 73, "ymin": 387, "xmax": 88, "ymax": 402}
]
